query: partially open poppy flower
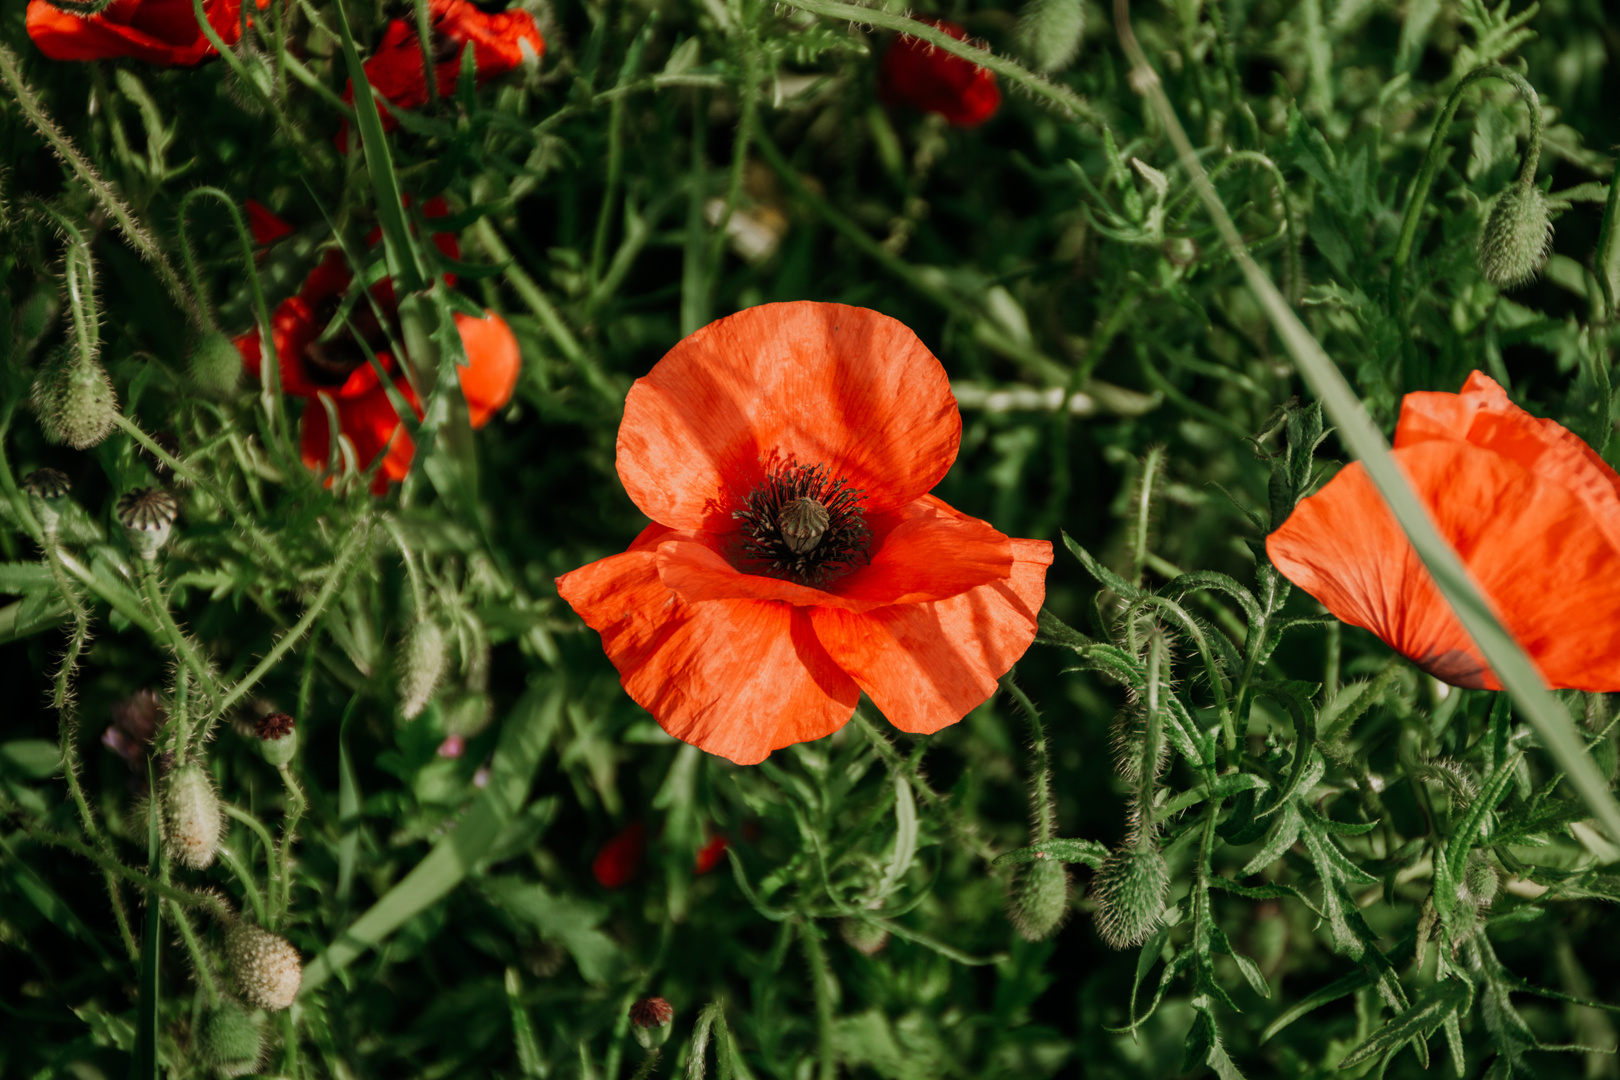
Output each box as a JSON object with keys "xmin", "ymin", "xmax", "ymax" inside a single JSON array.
[
  {"xmin": 593, "ymin": 821, "xmax": 644, "ymax": 889},
  {"xmin": 232, "ymin": 201, "xmax": 520, "ymax": 492},
  {"xmin": 557, "ymin": 302, "xmax": 1052, "ymax": 765},
  {"xmin": 26, "ymin": 0, "xmax": 263, "ymax": 66},
  {"xmin": 1267, "ymin": 371, "xmax": 1620, "ymax": 691},
  {"xmin": 878, "ymin": 19, "xmax": 1001, "ymax": 128},
  {"xmin": 337, "ymin": 0, "xmax": 544, "ymax": 151}
]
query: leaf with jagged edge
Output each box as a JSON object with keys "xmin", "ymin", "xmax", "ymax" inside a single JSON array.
[
  {"xmin": 1062, "ymin": 532, "xmax": 1142, "ymax": 601},
  {"xmin": 1240, "ymin": 802, "xmax": 1304, "ymax": 878},
  {"xmin": 1338, "ymin": 976, "xmax": 1473, "ymax": 1070},
  {"xmin": 992, "ymin": 837, "xmax": 1110, "ymax": 868},
  {"xmin": 1164, "ymin": 570, "xmax": 1262, "ymax": 625}
]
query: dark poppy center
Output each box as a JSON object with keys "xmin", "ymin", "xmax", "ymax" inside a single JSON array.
[
  {"xmin": 305, "ymin": 293, "xmax": 397, "ymax": 387},
  {"xmin": 734, "ymin": 462, "xmax": 869, "ymax": 587}
]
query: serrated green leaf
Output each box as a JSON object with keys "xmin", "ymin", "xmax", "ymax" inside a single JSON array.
[
  {"xmin": 1339, "ymin": 978, "xmax": 1472, "ymax": 1069},
  {"xmin": 992, "ymin": 837, "xmax": 1110, "ymax": 868},
  {"xmin": 1063, "ymin": 532, "xmax": 1141, "ymax": 600}
]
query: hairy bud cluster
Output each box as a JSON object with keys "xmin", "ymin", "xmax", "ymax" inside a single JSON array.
[
  {"xmin": 189, "ymin": 331, "xmax": 243, "ymax": 398},
  {"xmin": 163, "ymin": 762, "xmax": 223, "ymax": 871},
  {"xmin": 1478, "ymin": 182, "xmax": 1553, "ymax": 289},
  {"xmin": 225, "ymin": 923, "xmax": 303, "ymax": 1011},
  {"xmin": 1092, "ymin": 846, "xmax": 1170, "ymax": 950},
  {"xmin": 33, "ymin": 346, "xmax": 117, "ymax": 449},
  {"xmin": 398, "ymin": 619, "xmax": 448, "ymax": 720},
  {"xmin": 1008, "ymin": 856, "xmax": 1071, "ymax": 942}
]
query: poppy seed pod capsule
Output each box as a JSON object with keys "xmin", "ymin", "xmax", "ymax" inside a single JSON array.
[
  {"xmin": 254, "ymin": 712, "xmax": 298, "ymax": 768},
  {"xmin": 398, "ymin": 620, "xmax": 447, "ymax": 720},
  {"xmin": 1478, "ymin": 182, "xmax": 1553, "ymax": 289},
  {"xmin": 33, "ymin": 346, "xmax": 117, "ymax": 449},
  {"xmin": 189, "ymin": 330, "xmax": 243, "ymax": 398},
  {"xmin": 1008, "ymin": 856, "xmax": 1071, "ymax": 942},
  {"xmin": 163, "ymin": 762, "xmax": 223, "ymax": 870},
  {"xmin": 1092, "ymin": 846, "xmax": 1170, "ymax": 950},
  {"xmin": 117, "ymin": 487, "xmax": 179, "ymax": 560},
  {"xmin": 1015, "ymin": 0, "xmax": 1084, "ymax": 73},
  {"xmin": 22, "ymin": 468, "xmax": 72, "ymax": 540},
  {"xmin": 225, "ymin": 923, "xmax": 302, "ymax": 1011},
  {"xmin": 629, "ymin": 996, "xmax": 674, "ymax": 1050},
  {"xmin": 198, "ymin": 1000, "xmax": 264, "ymax": 1077}
]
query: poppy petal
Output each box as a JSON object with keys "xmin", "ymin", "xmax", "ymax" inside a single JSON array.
[
  {"xmin": 1267, "ymin": 439, "xmax": 1620, "ymax": 691},
  {"xmin": 617, "ymin": 302, "xmax": 961, "ymax": 532},
  {"xmin": 877, "ymin": 19, "xmax": 1001, "ymax": 128},
  {"xmin": 1397, "ymin": 371, "xmax": 1620, "ymax": 552},
  {"xmin": 808, "ymin": 537, "xmax": 1052, "ymax": 733},
  {"xmin": 653, "ymin": 495, "xmax": 1013, "ymax": 613},
  {"xmin": 244, "ymin": 199, "xmax": 294, "ymax": 245},
  {"xmin": 452, "ymin": 310, "xmax": 521, "ymax": 427},
  {"xmin": 26, "ymin": 0, "xmax": 246, "ymax": 65},
  {"xmin": 557, "ymin": 548, "xmax": 860, "ymax": 764}
]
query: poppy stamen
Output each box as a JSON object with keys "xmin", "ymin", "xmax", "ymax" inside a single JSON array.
[{"xmin": 735, "ymin": 461, "xmax": 869, "ymax": 586}]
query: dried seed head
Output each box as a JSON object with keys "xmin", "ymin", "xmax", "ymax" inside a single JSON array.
[
  {"xmin": 23, "ymin": 468, "xmax": 71, "ymax": 538},
  {"xmin": 117, "ymin": 487, "xmax": 179, "ymax": 560},
  {"xmin": 398, "ymin": 620, "xmax": 447, "ymax": 720},
  {"xmin": 162, "ymin": 762, "xmax": 222, "ymax": 870},
  {"xmin": 189, "ymin": 331, "xmax": 243, "ymax": 398},
  {"xmin": 1007, "ymin": 856, "xmax": 1071, "ymax": 942},
  {"xmin": 1479, "ymin": 182, "xmax": 1553, "ymax": 289},
  {"xmin": 630, "ymin": 996, "xmax": 674, "ymax": 1050},
  {"xmin": 198, "ymin": 1000, "xmax": 264, "ymax": 1077},
  {"xmin": 1015, "ymin": 0, "xmax": 1084, "ymax": 73},
  {"xmin": 225, "ymin": 923, "xmax": 302, "ymax": 1011},
  {"xmin": 33, "ymin": 346, "xmax": 117, "ymax": 449},
  {"xmin": 839, "ymin": 917, "xmax": 891, "ymax": 956},
  {"xmin": 1092, "ymin": 846, "xmax": 1170, "ymax": 949},
  {"xmin": 254, "ymin": 712, "xmax": 298, "ymax": 767}
]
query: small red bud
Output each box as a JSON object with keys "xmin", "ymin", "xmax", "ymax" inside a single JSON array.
[{"xmin": 593, "ymin": 822, "xmax": 645, "ymax": 889}]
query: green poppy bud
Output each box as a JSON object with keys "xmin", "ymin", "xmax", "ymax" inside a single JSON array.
[
  {"xmin": 254, "ymin": 712, "xmax": 298, "ymax": 768},
  {"xmin": 1092, "ymin": 846, "xmax": 1170, "ymax": 949},
  {"xmin": 1008, "ymin": 856, "xmax": 1071, "ymax": 942},
  {"xmin": 1464, "ymin": 858, "xmax": 1499, "ymax": 909},
  {"xmin": 163, "ymin": 762, "xmax": 222, "ymax": 871},
  {"xmin": 32, "ymin": 346, "xmax": 117, "ymax": 449},
  {"xmin": 1478, "ymin": 182, "xmax": 1553, "ymax": 289},
  {"xmin": 189, "ymin": 331, "xmax": 243, "ymax": 398},
  {"xmin": 398, "ymin": 619, "xmax": 447, "ymax": 720},
  {"xmin": 1015, "ymin": 0, "xmax": 1085, "ymax": 73},
  {"xmin": 225, "ymin": 923, "xmax": 302, "ymax": 1011},
  {"xmin": 198, "ymin": 1000, "xmax": 264, "ymax": 1077},
  {"xmin": 116, "ymin": 487, "xmax": 179, "ymax": 561}
]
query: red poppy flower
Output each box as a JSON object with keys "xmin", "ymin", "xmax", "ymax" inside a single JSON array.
[
  {"xmin": 694, "ymin": 834, "xmax": 728, "ymax": 876},
  {"xmin": 26, "ymin": 0, "xmax": 264, "ymax": 66},
  {"xmin": 593, "ymin": 821, "xmax": 644, "ymax": 889},
  {"xmin": 1267, "ymin": 371, "xmax": 1620, "ymax": 691},
  {"xmin": 245, "ymin": 199, "xmax": 295, "ymax": 246},
  {"xmin": 878, "ymin": 19, "xmax": 1001, "ymax": 128},
  {"xmin": 337, "ymin": 0, "xmax": 544, "ymax": 152},
  {"xmin": 556, "ymin": 302, "xmax": 1052, "ymax": 765}
]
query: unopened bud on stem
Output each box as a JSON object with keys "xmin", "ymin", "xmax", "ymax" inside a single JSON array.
[
  {"xmin": 189, "ymin": 331, "xmax": 243, "ymax": 398},
  {"xmin": 1008, "ymin": 856, "xmax": 1071, "ymax": 942},
  {"xmin": 1092, "ymin": 845, "xmax": 1170, "ymax": 949},
  {"xmin": 33, "ymin": 346, "xmax": 117, "ymax": 449},
  {"xmin": 398, "ymin": 619, "xmax": 447, "ymax": 719},
  {"xmin": 163, "ymin": 761, "xmax": 222, "ymax": 870},
  {"xmin": 1016, "ymin": 0, "xmax": 1085, "ymax": 73},
  {"xmin": 198, "ymin": 999, "xmax": 264, "ymax": 1077},
  {"xmin": 225, "ymin": 923, "xmax": 302, "ymax": 1011},
  {"xmin": 1478, "ymin": 181, "xmax": 1553, "ymax": 289}
]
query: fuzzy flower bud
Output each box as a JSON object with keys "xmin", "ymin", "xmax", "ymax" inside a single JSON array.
[
  {"xmin": 397, "ymin": 619, "xmax": 447, "ymax": 720},
  {"xmin": 839, "ymin": 917, "xmax": 891, "ymax": 956},
  {"xmin": 1015, "ymin": 0, "xmax": 1084, "ymax": 73},
  {"xmin": 254, "ymin": 712, "xmax": 298, "ymax": 768},
  {"xmin": 22, "ymin": 467, "xmax": 71, "ymax": 539},
  {"xmin": 629, "ymin": 996, "xmax": 674, "ymax": 1050},
  {"xmin": 1464, "ymin": 858, "xmax": 1500, "ymax": 909},
  {"xmin": 189, "ymin": 331, "xmax": 243, "ymax": 398},
  {"xmin": 116, "ymin": 487, "xmax": 179, "ymax": 560},
  {"xmin": 1092, "ymin": 846, "xmax": 1170, "ymax": 949},
  {"xmin": 1007, "ymin": 855, "xmax": 1071, "ymax": 942},
  {"xmin": 33, "ymin": 346, "xmax": 117, "ymax": 449},
  {"xmin": 198, "ymin": 1000, "xmax": 264, "ymax": 1077},
  {"xmin": 163, "ymin": 762, "xmax": 223, "ymax": 870},
  {"xmin": 225, "ymin": 923, "xmax": 303, "ymax": 1011},
  {"xmin": 1478, "ymin": 182, "xmax": 1553, "ymax": 289}
]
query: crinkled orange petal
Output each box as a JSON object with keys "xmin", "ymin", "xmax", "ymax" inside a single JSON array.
[
  {"xmin": 27, "ymin": 0, "xmax": 239, "ymax": 64},
  {"xmin": 557, "ymin": 546, "xmax": 861, "ymax": 764},
  {"xmin": 654, "ymin": 495, "xmax": 1013, "ymax": 613},
  {"xmin": 808, "ymin": 537, "xmax": 1052, "ymax": 733},
  {"xmin": 1397, "ymin": 371, "xmax": 1620, "ymax": 553},
  {"xmin": 1267, "ymin": 440, "xmax": 1620, "ymax": 691},
  {"xmin": 616, "ymin": 302, "xmax": 962, "ymax": 532},
  {"xmin": 452, "ymin": 310, "xmax": 521, "ymax": 428}
]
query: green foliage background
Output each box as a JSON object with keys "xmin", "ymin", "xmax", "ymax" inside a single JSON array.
[{"xmin": 2, "ymin": 0, "xmax": 1620, "ymax": 1077}]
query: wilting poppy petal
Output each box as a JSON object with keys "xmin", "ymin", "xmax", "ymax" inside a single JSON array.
[
  {"xmin": 1267, "ymin": 435, "xmax": 1620, "ymax": 691},
  {"xmin": 593, "ymin": 821, "xmax": 644, "ymax": 888},
  {"xmin": 245, "ymin": 199, "xmax": 295, "ymax": 246},
  {"xmin": 809, "ymin": 537, "xmax": 1052, "ymax": 733},
  {"xmin": 877, "ymin": 19, "xmax": 1001, "ymax": 128},
  {"xmin": 617, "ymin": 302, "xmax": 961, "ymax": 533}
]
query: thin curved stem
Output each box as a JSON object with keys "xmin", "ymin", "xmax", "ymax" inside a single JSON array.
[
  {"xmin": 137, "ymin": 564, "xmax": 220, "ymax": 735},
  {"xmin": 1000, "ymin": 675, "xmax": 1056, "ymax": 842},
  {"xmin": 168, "ymin": 900, "xmax": 220, "ymax": 1004},
  {"xmin": 275, "ymin": 765, "xmax": 306, "ymax": 927},
  {"xmin": 799, "ymin": 919, "xmax": 836, "ymax": 1080},
  {"xmin": 21, "ymin": 826, "xmax": 235, "ymax": 920},
  {"xmin": 222, "ymin": 803, "xmax": 281, "ymax": 916}
]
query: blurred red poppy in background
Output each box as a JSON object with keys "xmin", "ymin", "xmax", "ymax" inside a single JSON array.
[
  {"xmin": 694, "ymin": 834, "xmax": 729, "ymax": 876},
  {"xmin": 26, "ymin": 0, "xmax": 265, "ymax": 65},
  {"xmin": 593, "ymin": 821, "xmax": 644, "ymax": 888},
  {"xmin": 878, "ymin": 19, "xmax": 1000, "ymax": 128},
  {"xmin": 1267, "ymin": 371, "xmax": 1620, "ymax": 691},
  {"xmin": 558, "ymin": 302, "xmax": 1051, "ymax": 765},
  {"xmin": 245, "ymin": 199, "xmax": 295, "ymax": 246},
  {"xmin": 338, "ymin": 0, "xmax": 544, "ymax": 151}
]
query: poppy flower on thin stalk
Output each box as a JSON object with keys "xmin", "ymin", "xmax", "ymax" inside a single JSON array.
[
  {"xmin": 878, "ymin": 19, "xmax": 1001, "ymax": 128},
  {"xmin": 337, "ymin": 0, "xmax": 544, "ymax": 151},
  {"xmin": 26, "ymin": 0, "xmax": 265, "ymax": 66},
  {"xmin": 557, "ymin": 302, "xmax": 1053, "ymax": 766},
  {"xmin": 593, "ymin": 821, "xmax": 645, "ymax": 889},
  {"xmin": 1267, "ymin": 371, "xmax": 1620, "ymax": 691}
]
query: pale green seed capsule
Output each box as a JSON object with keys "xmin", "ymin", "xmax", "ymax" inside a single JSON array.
[
  {"xmin": 1092, "ymin": 846, "xmax": 1170, "ymax": 949},
  {"xmin": 1016, "ymin": 0, "xmax": 1085, "ymax": 73},
  {"xmin": 33, "ymin": 347, "xmax": 117, "ymax": 449},
  {"xmin": 1008, "ymin": 856, "xmax": 1071, "ymax": 942},
  {"xmin": 198, "ymin": 1000, "xmax": 264, "ymax": 1077},
  {"xmin": 189, "ymin": 331, "xmax": 243, "ymax": 398},
  {"xmin": 163, "ymin": 762, "xmax": 222, "ymax": 871},
  {"xmin": 398, "ymin": 620, "xmax": 447, "ymax": 720},
  {"xmin": 117, "ymin": 488, "xmax": 180, "ymax": 561},
  {"xmin": 1478, "ymin": 182, "xmax": 1553, "ymax": 289}
]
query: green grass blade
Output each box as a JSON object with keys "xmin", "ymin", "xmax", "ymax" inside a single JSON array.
[
  {"xmin": 1113, "ymin": 7, "xmax": 1620, "ymax": 849},
  {"xmin": 300, "ymin": 684, "xmax": 564, "ymax": 994},
  {"xmin": 335, "ymin": 695, "xmax": 362, "ymax": 908}
]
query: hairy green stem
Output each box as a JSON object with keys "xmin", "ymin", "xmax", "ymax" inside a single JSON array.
[
  {"xmin": 23, "ymin": 827, "xmax": 234, "ymax": 919},
  {"xmin": 168, "ymin": 899, "xmax": 220, "ymax": 1004},
  {"xmin": 1136, "ymin": 633, "xmax": 1166, "ymax": 847},
  {"xmin": 222, "ymin": 803, "xmax": 281, "ymax": 915},
  {"xmin": 1131, "ymin": 446, "xmax": 1164, "ymax": 587},
  {"xmin": 1594, "ymin": 169, "xmax": 1620, "ymax": 320},
  {"xmin": 138, "ymin": 564, "xmax": 219, "ymax": 735},
  {"xmin": 216, "ymin": 845, "xmax": 269, "ymax": 926},
  {"xmin": 276, "ymin": 765, "xmax": 306, "ymax": 926},
  {"xmin": 800, "ymin": 920, "xmax": 836, "ymax": 1080},
  {"xmin": 999, "ymin": 675, "xmax": 1056, "ymax": 842}
]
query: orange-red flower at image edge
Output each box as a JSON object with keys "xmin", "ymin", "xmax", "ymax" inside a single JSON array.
[
  {"xmin": 557, "ymin": 302, "xmax": 1052, "ymax": 766},
  {"xmin": 26, "ymin": 0, "xmax": 267, "ymax": 66},
  {"xmin": 1267, "ymin": 371, "xmax": 1620, "ymax": 691}
]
